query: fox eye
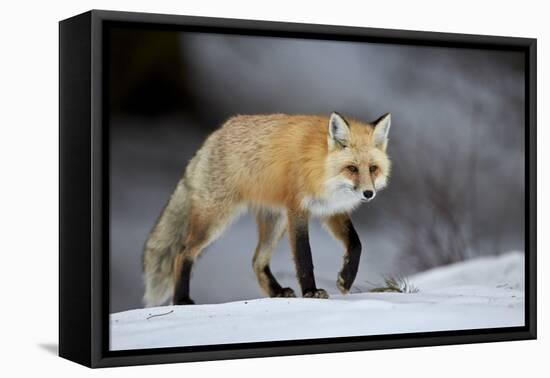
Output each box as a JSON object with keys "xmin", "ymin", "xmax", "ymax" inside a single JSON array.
[
  {"xmin": 347, "ymin": 165, "xmax": 358, "ymax": 173},
  {"xmin": 369, "ymin": 165, "xmax": 378, "ymax": 173}
]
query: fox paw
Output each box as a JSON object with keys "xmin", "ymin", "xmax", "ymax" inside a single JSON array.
[
  {"xmin": 275, "ymin": 287, "xmax": 296, "ymax": 298},
  {"xmin": 303, "ymin": 288, "xmax": 329, "ymax": 299},
  {"xmin": 337, "ymin": 275, "xmax": 350, "ymax": 294},
  {"xmin": 174, "ymin": 297, "xmax": 195, "ymax": 305}
]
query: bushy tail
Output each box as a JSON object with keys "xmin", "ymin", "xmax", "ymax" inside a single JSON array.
[{"xmin": 142, "ymin": 177, "xmax": 192, "ymax": 307}]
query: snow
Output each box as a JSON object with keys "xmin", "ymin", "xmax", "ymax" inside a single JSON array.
[
  {"xmin": 410, "ymin": 252, "xmax": 524, "ymax": 291},
  {"xmin": 110, "ymin": 252, "xmax": 524, "ymax": 351}
]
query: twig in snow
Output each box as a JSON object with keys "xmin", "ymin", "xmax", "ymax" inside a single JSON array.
[
  {"xmin": 368, "ymin": 276, "xmax": 419, "ymax": 294},
  {"xmin": 146, "ymin": 310, "xmax": 174, "ymax": 320}
]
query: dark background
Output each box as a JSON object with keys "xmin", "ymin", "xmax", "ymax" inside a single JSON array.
[{"xmin": 109, "ymin": 27, "xmax": 525, "ymax": 313}]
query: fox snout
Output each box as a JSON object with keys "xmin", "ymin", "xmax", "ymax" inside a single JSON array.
[
  {"xmin": 362, "ymin": 190, "xmax": 376, "ymax": 201},
  {"xmin": 362, "ymin": 190, "xmax": 376, "ymax": 202}
]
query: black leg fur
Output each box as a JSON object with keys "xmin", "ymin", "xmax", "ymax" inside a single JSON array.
[
  {"xmin": 173, "ymin": 257, "xmax": 195, "ymax": 305},
  {"xmin": 337, "ymin": 219, "xmax": 362, "ymax": 293},
  {"xmin": 288, "ymin": 214, "xmax": 328, "ymax": 299}
]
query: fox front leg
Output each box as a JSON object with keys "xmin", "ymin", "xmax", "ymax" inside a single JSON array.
[
  {"xmin": 324, "ymin": 214, "xmax": 362, "ymax": 294},
  {"xmin": 287, "ymin": 211, "xmax": 329, "ymax": 299}
]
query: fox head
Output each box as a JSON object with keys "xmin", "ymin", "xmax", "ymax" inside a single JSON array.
[{"xmin": 308, "ymin": 112, "xmax": 391, "ymax": 215}]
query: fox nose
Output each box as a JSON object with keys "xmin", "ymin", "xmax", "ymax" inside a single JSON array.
[{"xmin": 363, "ymin": 190, "xmax": 376, "ymax": 200}]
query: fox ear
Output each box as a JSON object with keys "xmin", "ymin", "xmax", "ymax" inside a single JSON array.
[
  {"xmin": 328, "ymin": 112, "xmax": 350, "ymax": 149},
  {"xmin": 372, "ymin": 113, "xmax": 391, "ymax": 150}
]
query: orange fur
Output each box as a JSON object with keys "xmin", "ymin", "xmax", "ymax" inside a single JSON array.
[{"xmin": 219, "ymin": 113, "xmax": 391, "ymax": 211}]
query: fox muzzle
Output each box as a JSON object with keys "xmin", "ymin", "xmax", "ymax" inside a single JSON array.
[{"xmin": 362, "ymin": 190, "xmax": 376, "ymax": 201}]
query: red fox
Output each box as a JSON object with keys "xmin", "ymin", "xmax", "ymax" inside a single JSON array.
[{"xmin": 143, "ymin": 112, "xmax": 391, "ymax": 306}]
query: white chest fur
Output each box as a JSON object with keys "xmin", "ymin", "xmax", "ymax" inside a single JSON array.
[{"xmin": 301, "ymin": 178, "xmax": 362, "ymax": 217}]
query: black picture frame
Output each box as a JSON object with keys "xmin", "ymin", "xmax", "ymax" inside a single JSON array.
[{"xmin": 59, "ymin": 9, "xmax": 537, "ymax": 368}]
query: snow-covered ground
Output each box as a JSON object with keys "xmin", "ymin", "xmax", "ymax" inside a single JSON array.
[{"xmin": 110, "ymin": 252, "xmax": 524, "ymax": 351}]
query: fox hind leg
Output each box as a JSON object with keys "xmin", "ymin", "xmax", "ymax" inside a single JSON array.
[
  {"xmin": 252, "ymin": 210, "xmax": 295, "ymax": 298},
  {"xmin": 173, "ymin": 204, "xmax": 239, "ymax": 305}
]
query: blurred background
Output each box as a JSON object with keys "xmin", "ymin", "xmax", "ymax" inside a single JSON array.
[{"xmin": 108, "ymin": 26, "xmax": 525, "ymax": 313}]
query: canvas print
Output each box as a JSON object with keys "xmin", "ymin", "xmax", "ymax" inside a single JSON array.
[{"xmin": 108, "ymin": 26, "xmax": 525, "ymax": 351}]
